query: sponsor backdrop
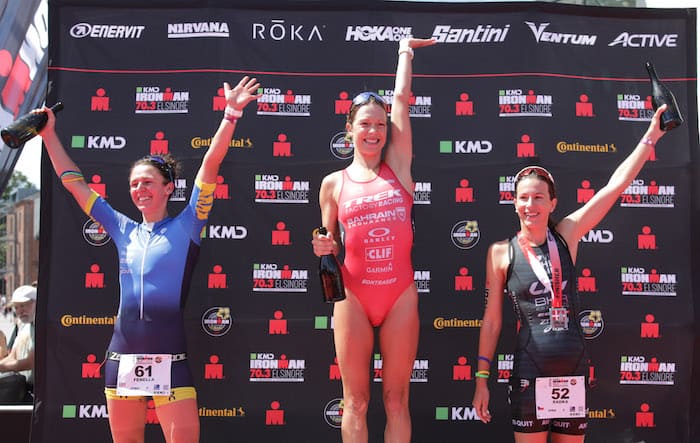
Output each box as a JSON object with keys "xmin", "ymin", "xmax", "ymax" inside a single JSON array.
[{"xmin": 34, "ymin": 1, "xmax": 698, "ymax": 442}]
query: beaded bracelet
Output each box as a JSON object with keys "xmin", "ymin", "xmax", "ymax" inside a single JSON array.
[
  {"xmin": 478, "ymin": 355, "xmax": 492, "ymax": 366},
  {"xmin": 60, "ymin": 170, "xmax": 85, "ymax": 184},
  {"xmin": 475, "ymin": 370, "xmax": 490, "ymax": 379},
  {"xmin": 641, "ymin": 137, "xmax": 655, "ymax": 147}
]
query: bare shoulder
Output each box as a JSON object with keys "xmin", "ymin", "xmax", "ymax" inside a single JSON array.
[
  {"xmin": 488, "ymin": 239, "xmax": 511, "ymax": 269},
  {"xmin": 320, "ymin": 170, "xmax": 343, "ymax": 200}
]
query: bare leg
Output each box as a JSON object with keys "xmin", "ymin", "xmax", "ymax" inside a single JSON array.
[
  {"xmin": 378, "ymin": 286, "xmax": 418, "ymax": 443},
  {"xmin": 515, "ymin": 431, "xmax": 549, "ymax": 443},
  {"xmin": 106, "ymin": 397, "xmax": 147, "ymax": 443},
  {"xmin": 334, "ymin": 289, "xmax": 375, "ymax": 443},
  {"xmin": 156, "ymin": 398, "xmax": 200, "ymax": 443},
  {"xmin": 551, "ymin": 433, "xmax": 585, "ymax": 443}
]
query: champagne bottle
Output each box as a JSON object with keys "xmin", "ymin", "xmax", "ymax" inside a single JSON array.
[
  {"xmin": 317, "ymin": 226, "xmax": 346, "ymax": 303},
  {"xmin": 1, "ymin": 102, "xmax": 64, "ymax": 149},
  {"xmin": 645, "ymin": 62, "xmax": 683, "ymax": 131}
]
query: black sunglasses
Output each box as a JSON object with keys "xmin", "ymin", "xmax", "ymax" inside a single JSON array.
[{"xmin": 144, "ymin": 155, "xmax": 174, "ymax": 183}]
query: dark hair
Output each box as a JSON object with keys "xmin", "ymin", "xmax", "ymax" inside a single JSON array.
[{"xmin": 132, "ymin": 154, "xmax": 180, "ymax": 184}]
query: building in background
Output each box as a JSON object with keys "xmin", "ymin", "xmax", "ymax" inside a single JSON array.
[{"xmin": 0, "ymin": 187, "xmax": 39, "ymax": 296}]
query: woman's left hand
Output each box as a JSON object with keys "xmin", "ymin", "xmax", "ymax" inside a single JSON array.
[{"xmin": 224, "ymin": 76, "xmax": 262, "ymax": 111}]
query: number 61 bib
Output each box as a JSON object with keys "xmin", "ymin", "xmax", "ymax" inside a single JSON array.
[{"xmin": 116, "ymin": 354, "xmax": 172, "ymax": 396}]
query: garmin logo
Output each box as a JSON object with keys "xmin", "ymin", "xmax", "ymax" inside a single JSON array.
[
  {"xmin": 167, "ymin": 22, "xmax": 229, "ymax": 38},
  {"xmin": 525, "ymin": 22, "xmax": 597, "ymax": 46},
  {"xmin": 69, "ymin": 23, "xmax": 145, "ymax": 39},
  {"xmin": 608, "ymin": 33, "xmax": 678, "ymax": 48}
]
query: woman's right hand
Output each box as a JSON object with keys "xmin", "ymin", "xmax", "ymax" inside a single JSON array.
[
  {"xmin": 312, "ymin": 230, "xmax": 335, "ymax": 257},
  {"xmin": 472, "ymin": 383, "xmax": 492, "ymax": 424},
  {"xmin": 38, "ymin": 106, "xmax": 56, "ymax": 136}
]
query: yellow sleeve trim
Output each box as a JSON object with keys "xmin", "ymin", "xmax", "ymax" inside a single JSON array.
[
  {"xmin": 196, "ymin": 178, "xmax": 216, "ymax": 194},
  {"xmin": 82, "ymin": 190, "xmax": 100, "ymax": 215}
]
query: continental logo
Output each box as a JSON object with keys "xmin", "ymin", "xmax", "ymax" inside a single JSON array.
[
  {"xmin": 588, "ymin": 408, "xmax": 616, "ymax": 419},
  {"xmin": 61, "ymin": 315, "xmax": 116, "ymax": 327},
  {"xmin": 198, "ymin": 406, "xmax": 245, "ymax": 417},
  {"xmin": 556, "ymin": 141, "xmax": 617, "ymax": 154},
  {"xmin": 191, "ymin": 136, "xmax": 253, "ymax": 149},
  {"xmin": 433, "ymin": 317, "xmax": 482, "ymax": 329}
]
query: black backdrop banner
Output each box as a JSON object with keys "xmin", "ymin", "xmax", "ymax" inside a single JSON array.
[{"xmin": 35, "ymin": 1, "xmax": 698, "ymax": 442}]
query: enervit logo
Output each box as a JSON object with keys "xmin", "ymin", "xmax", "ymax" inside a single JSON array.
[
  {"xmin": 525, "ymin": 22, "xmax": 597, "ymax": 46},
  {"xmin": 69, "ymin": 23, "xmax": 145, "ymax": 39},
  {"xmin": 345, "ymin": 25, "xmax": 412, "ymax": 41},
  {"xmin": 253, "ymin": 19, "xmax": 324, "ymax": 41},
  {"xmin": 608, "ymin": 33, "xmax": 678, "ymax": 47},
  {"xmin": 167, "ymin": 22, "xmax": 229, "ymax": 38}
]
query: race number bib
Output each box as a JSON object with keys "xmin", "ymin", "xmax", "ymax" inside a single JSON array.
[
  {"xmin": 116, "ymin": 354, "xmax": 172, "ymax": 396},
  {"xmin": 535, "ymin": 376, "xmax": 585, "ymax": 419}
]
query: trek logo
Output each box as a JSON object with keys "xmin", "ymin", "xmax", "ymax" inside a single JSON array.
[
  {"xmin": 525, "ymin": 22, "xmax": 597, "ymax": 46},
  {"xmin": 71, "ymin": 135, "xmax": 126, "ymax": 150}
]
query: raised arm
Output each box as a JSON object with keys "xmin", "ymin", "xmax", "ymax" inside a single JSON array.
[
  {"xmin": 384, "ymin": 37, "xmax": 435, "ymax": 188},
  {"xmin": 196, "ymin": 76, "xmax": 261, "ymax": 184},
  {"xmin": 38, "ymin": 107, "xmax": 94, "ymax": 210},
  {"xmin": 557, "ymin": 104, "xmax": 668, "ymax": 257}
]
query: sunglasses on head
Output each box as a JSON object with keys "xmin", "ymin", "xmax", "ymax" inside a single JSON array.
[
  {"xmin": 351, "ymin": 91, "xmax": 388, "ymax": 110},
  {"xmin": 515, "ymin": 166, "xmax": 555, "ymax": 185},
  {"xmin": 144, "ymin": 155, "xmax": 174, "ymax": 183}
]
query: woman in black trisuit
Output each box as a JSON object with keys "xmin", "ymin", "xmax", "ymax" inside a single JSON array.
[{"xmin": 472, "ymin": 104, "xmax": 668, "ymax": 443}]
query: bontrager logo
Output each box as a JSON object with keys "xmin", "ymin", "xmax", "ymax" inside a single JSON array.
[
  {"xmin": 525, "ymin": 22, "xmax": 597, "ymax": 46},
  {"xmin": 69, "ymin": 23, "xmax": 145, "ymax": 39}
]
